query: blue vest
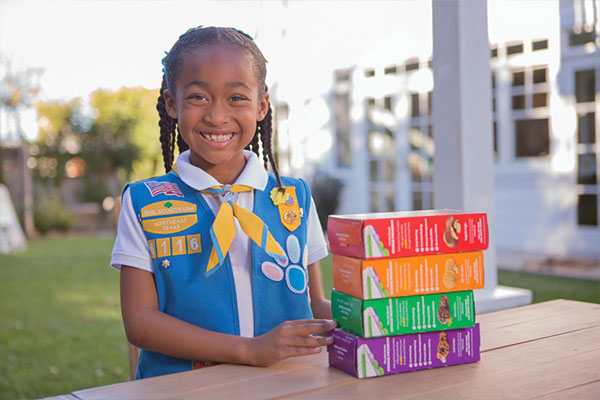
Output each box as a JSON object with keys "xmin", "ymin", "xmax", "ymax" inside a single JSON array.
[{"xmin": 125, "ymin": 172, "xmax": 314, "ymax": 379}]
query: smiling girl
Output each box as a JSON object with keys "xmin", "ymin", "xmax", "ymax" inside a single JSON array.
[{"xmin": 110, "ymin": 26, "xmax": 335, "ymax": 379}]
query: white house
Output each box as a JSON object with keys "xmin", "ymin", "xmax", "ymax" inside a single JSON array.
[{"xmin": 271, "ymin": 0, "xmax": 599, "ymax": 260}]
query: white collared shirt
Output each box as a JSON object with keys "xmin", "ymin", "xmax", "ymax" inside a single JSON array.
[{"xmin": 111, "ymin": 150, "xmax": 328, "ymax": 337}]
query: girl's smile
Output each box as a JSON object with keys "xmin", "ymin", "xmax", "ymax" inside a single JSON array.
[{"xmin": 164, "ymin": 44, "xmax": 269, "ymax": 183}]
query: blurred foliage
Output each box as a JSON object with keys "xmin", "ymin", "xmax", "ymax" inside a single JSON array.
[
  {"xmin": 33, "ymin": 185, "xmax": 75, "ymax": 234},
  {"xmin": 311, "ymin": 172, "xmax": 344, "ymax": 229},
  {"xmin": 35, "ymin": 99, "xmax": 83, "ymax": 186},
  {"xmin": 34, "ymin": 87, "xmax": 162, "ymax": 201}
]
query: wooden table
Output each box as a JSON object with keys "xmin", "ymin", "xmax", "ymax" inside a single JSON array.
[{"xmin": 65, "ymin": 300, "xmax": 599, "ymax": 399}]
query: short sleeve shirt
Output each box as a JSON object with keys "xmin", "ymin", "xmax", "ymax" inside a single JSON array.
[{"xmin": 111, "ymin": 150, "xmax": 329, "ymax": 337}]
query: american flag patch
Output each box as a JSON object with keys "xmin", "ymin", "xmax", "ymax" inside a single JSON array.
[{"xmin": 144, "ymin": 181, "xmax": 184, "ymax": 197}]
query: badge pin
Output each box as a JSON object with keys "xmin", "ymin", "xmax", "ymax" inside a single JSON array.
[
  {"xmin": 283, "ymin": 209, "xmax": 298, "ymax": 225},
  {"xmin": 270, "ymin": 187, "xmax": 290, "ymax": 206},
  {"xmin": 162, "ymin": 259, "xmax": 171, "ymax": 268},
  {"xmin": 285, "ymin": 196, "xmax": 295, "ymax": 206}
]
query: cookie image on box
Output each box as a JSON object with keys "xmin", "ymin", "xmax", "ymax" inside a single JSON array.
[
  {"xmin": 443, "ymin": 216, "xmax": 461, "ymax": 248},
  {"xmin": 364, "ymin": 225, "xmax": 389, "ymax": 258},
  {"xmin": 363, "ymin": 307, "xmax": 389, "ymax": 336},
  {"xmin": 443, "ymin": 258, "xmax": 459, "ymax": 289},
  {"xmin": 437, "ymin": 295, "xmax": 453, "ymax": 326},
  {"xmin": 436, "ymin": 331, "xmax": 451, "ymax": 363},
  {"xmin": 363, "ymin": 267, "xmax": 390, "ymax": 299},
  {"xmin": 357, "ymin": 344, "xmax": 385, "ymax": 378}
]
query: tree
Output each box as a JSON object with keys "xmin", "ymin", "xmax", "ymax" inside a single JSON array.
[{"xmin": 0, "ymin": 57, "xmax": 43, "ymax": 237}]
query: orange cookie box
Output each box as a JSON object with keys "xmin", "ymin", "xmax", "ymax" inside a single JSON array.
[
  {"xmin": 328, "ymin": 210, "xmax": 489, "ymax": 260},
  {"xmin": 333, "ymin": 252, "xmax": 485, "ymax": 299}
]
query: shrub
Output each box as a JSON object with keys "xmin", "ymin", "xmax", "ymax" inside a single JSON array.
[
  {"xmin": 33, "ymin": 191, "xmax": 75, "ymax": 234},
  {"xmin": 311, "ymin": 173, "xmax": 344, "ymax": 230}
]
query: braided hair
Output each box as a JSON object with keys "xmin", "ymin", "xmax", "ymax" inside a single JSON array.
[{"xmin": 157, "ymin": 26, "xmax": 283, "ymax": 189}]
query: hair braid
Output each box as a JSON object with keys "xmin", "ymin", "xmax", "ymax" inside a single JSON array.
[
  {"xmin": 258, "ymin": 104, "xmax": 283, "ymax": 189},
  {"xmin": 246, "ymin": 128, "xmax": 261, "ymax": 158},
  {"xmin": 157, "ymin": 75, "xmax": 177, "ymax": 172},
  {"xmin": 176, "ymin": 126, "xmax": 189, "ymax": 154}
]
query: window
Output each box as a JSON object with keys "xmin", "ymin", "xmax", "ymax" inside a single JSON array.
[
  {"xmin": 384, "ymin": 96, "xmax": 393, "ymax": 111},
  {"xmin": 370, "ymin": 191, "xmax": 379, "ymax": 213},
  {"xmin": 384, "ymin": 65, "xmax": 398, "ymax": 75},
  {"xmin": 384, "ymin": 159, "xmax": 395, "ymax": 182},
  {"xmin": 410, "ymin": 93, "xmax": 420, "ymax": 117},
  {"xmin": 512, "ymin": 95, "xmax": 526, "ymax": 110},
  {"xmin": 491, "ymin": 73, "xmax": 496, "ymax": 90},
  {"xmin": 493, "ymin": 121, "xmax": 499, "ymax": 159},
  {"xmin": 335, "ymin": 69, "xmax": 351, "ymax": 83},
  {"xmin": 532, "ymin": 39, "xmax": 548, "ymax": 51},
  {"xmin": 364, "ymin": 68, "xmax": 375, "ymax": 78},
  {"xmin": 427, "ymin": 92, "xmax": 432, "ymax": 116},
  {"xmin": 515, "ymin": 118, "xmax": 550, "ymax": 157},
  {"xmin": 532, "ymin": 93, "xmax": 547, "ymax": 108},
  {"xmin": 506, "ymin": 42, "xmax": 524, "ymax": 55},
  {"xmin": 412, "ymin": 191, "xmax": 423, "ymax": 210},
  {"xmin": 570, "ymin": 30, "xmax": 596, "ymax": 47},
  {"xmin": 369, "ymin": 160, "xmax": 378, "ymax": 182},
  {"xmin": 578, "ymin": 113, "xmax": 596, "ymax": 144},
  {"xmin": 577, "ymin": 153, "xmax": 597, "ymax": 185},
  {"xmin": 575, "ymin": 70, "xmax": 596, "ymax": 103},
  {"xmin": 406, "ymin": 61, "xmax": 419, "ymax": 71},
  {"xmin": 334, "ymin": 93, "xmax": 351, "ymax": 167},
  {"xmin": 490, "ymin": 47, "xmax": 498, "ymax": 58},
  {"xmin": 533, "ymin": 68, "xmax": 547, "ymax": 84},
  {"xmin": 512, "ymin": 71, "xmax": 525, "ymax": 86},
  {"xmin": 578, "ymin": 194, "xmax": 598, "ymax": 226},
  {"xmin": 385, "ymin": 191, "xmax": 395, "ymax": 212}
]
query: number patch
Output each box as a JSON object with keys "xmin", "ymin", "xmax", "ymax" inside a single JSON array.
[{"xmin": 148, "ymin": 234, "xmax": 202, "ymax": 259}]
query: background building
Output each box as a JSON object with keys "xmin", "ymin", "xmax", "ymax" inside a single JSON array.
[{"xmin": 273, "ymin": 0, "xmax": 599, "ymax": 260}]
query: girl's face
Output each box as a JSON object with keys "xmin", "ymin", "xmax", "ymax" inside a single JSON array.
[{"xmin": 164, "ymin": 44, "xmax": 269, "ymax": 182}]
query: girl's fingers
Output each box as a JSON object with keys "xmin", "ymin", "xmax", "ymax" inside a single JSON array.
[
  {"xmin": 281, "ymin": 345, "xmax": 323, "ymax": 358},
  {"xmin": 285, "ymin": 333, "xmax": 333, "ymax": 348},
  {"xmin": 283, "ymin": 320, "xmax": 337, "ymax": 336}
]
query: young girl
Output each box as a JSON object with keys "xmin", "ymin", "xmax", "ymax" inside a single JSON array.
[{"xmin": 110, "ymin": 26, "xmax": 335, "ymax": 379}]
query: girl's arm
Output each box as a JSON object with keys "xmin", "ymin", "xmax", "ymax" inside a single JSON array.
[
  {"xmin": 121, "ymin": 265, "xmax": 335, "ymax": 367},
  {"xmin": 307, "ymin": 261, "xmax": 332, "ymax": 319}
]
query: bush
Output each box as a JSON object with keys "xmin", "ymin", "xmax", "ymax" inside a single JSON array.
[
  {"xmin": 33, "ymin": 191, "xmax": 75, "ymax": 234},
  {"xmin": 311, "ymin": 173, "xmax": 344, "ymax": 229}
]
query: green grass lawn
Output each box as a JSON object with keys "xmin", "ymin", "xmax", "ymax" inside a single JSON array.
[
  {"xmin": 1, "ymin": 237, "xmax": 598, "ymax": 399},
  {"xmin": 0, "ymin": 235, "xmax": 129, "ymax": 399}
]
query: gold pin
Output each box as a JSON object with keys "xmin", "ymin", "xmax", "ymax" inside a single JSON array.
[{"xmin": 162, "ymin": 259, "xmax": 171, "ymax": 268}]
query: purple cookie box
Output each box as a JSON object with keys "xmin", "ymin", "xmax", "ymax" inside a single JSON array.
[{"xmin": 328, "ymin": 324, "xmax": 480, "ymax": 378}]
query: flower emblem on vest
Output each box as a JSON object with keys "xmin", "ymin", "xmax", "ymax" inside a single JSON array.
[{"xmin": 260, "ymin": 234, "xmax": 308, "ymax": 294}]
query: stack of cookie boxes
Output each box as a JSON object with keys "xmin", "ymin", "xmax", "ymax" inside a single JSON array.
[{"xmin": 326, "ymin": 210, "xmax": 488, "ymax": 378}]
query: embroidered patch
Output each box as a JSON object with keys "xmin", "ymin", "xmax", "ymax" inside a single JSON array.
[
  {"xmin": 144, "ymin": 181, "xmax": 184, "ymax": 197},
  {"xmin": 270, "ymin": 187, "xmax": 290, "ymax": 205},
  {"xmin": 261, "ymin": 234, "xmax": 307, "ymax": 294},
  {"xmin": 142, "ymin": 215, "xmax": 198, "ymax": 234},
  {"xmin": 141, "ymin": 200, "xmax": 196, "ymax": 218}
]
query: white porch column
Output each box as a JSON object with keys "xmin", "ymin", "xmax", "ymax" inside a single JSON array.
[{"xmin": 431, "ymin": 0, "xmax": 532, "ymax": 313}]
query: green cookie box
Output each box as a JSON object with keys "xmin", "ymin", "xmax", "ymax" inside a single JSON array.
[{"xmin": 332, "ymin": 289, "xmax": 475, "ymax": 338}]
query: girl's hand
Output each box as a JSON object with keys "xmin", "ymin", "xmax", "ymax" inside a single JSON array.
[{"xmin": 249, "ymin": 319, "xmax": 337, "ymax": 367}]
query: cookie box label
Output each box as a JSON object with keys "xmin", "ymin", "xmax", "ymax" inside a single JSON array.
[
  {"xmin": 333, "ymin": 252, "xmax": 484, "ymax": 299},
  {"xmin": 332, "ymin": 290, "xmax": 475, "ymax": 338},
  {"xmin": 328, "ymin": 324, "xmax": 480, "ymax": 378},
  {"xmin": 327, "ymin": 210, "xmax": 488, "ymax": 259}
]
